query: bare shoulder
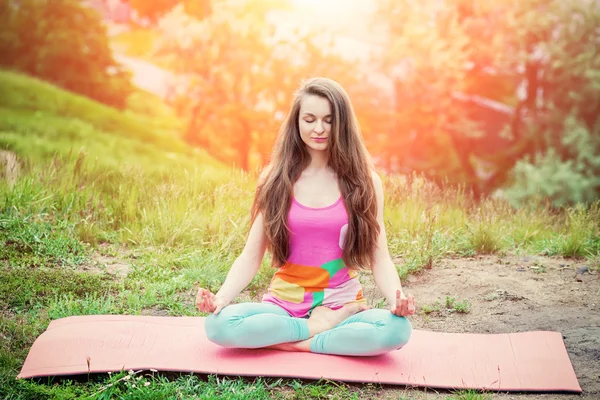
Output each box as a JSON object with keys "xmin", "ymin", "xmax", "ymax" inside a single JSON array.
[
  {"xmin": 258, "ymin": 163, "xmax": 273, "ymax": 185},
  {"xmin": 370, "ymin": 169, "xmax": 385, "ymax": 217},
  {"xmin": 370, "ymin": 169, "xmax": 383, "ymax": 191}
]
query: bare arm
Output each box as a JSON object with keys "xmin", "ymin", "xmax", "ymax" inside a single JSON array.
[
  {"xmin": 214, "ymin": 166, "xmax": 271, "ymax": 304},
  {"xmin": 215, "ymin": 211, "xmax": 267, "ymax": 303},
  {"xmin": 370, "ymin": 171, "xmax": 405, "ymax": 306}
]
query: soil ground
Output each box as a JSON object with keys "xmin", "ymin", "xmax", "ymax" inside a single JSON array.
[{"xmin": 358, "ymin": 254, "xmax": 600, "ymax": 399}]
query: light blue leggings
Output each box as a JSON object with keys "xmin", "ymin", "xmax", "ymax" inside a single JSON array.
[{"xmin": 205, "ymin": 302, "xmax": 412, "ymax": 356}]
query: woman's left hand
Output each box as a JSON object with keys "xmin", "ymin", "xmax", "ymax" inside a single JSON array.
[{"xmin": 390, "ymin": 289, "xmax": 416, "ymax": 317}]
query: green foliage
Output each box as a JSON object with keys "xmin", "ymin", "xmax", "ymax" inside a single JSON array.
[
  {"xmin": 502, "ymin": 1, "xmax": 600, "ymax": 206},
  {"xmin": 0, "ymin": 0, "xmax": 133, "ymax": 109},
  {"xmin": 538, "ymin": 1, "xmax": 600, "ymax": 135},
  {"xmin": 504, "ymin": 116, "xmax": 600, "ymax": 207},
  {"xmin": 376, "ymin": 0, "xmax": 600, "ymax": 203}
]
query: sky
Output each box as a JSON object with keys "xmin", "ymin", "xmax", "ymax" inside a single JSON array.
[{"xmin": 270, "ymin": 0, "xmax": 382, "ymax": 62}]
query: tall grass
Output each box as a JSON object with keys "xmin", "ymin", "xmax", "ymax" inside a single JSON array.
[
  {"xmin": 2, "ymin": 154, "xmax": 254, "ymax": 252},
  {"xmin": 3, "ymin": 156, "xmax": 598, "ymax": 271}
]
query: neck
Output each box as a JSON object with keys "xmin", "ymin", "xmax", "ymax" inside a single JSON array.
[{"xmin": 306, "ymin": 149, "xmax": 329, "ymax": 171}]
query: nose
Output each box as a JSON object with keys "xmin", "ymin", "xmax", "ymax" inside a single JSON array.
[{"xmin": 314, "ymin": 120, "xmax": 325, "ymax": 134}]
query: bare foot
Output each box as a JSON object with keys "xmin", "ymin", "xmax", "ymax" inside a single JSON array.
[
  {"xmin": 307, "ymin": 303, "xmax": 367, "ymax": 337},
  {"xmin": 266, "ymin": 340, "xmax": 312, "ymax": 352}
]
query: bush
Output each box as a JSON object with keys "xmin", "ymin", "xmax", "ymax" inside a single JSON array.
[{"xmin": 504, "ymin": 117, "xmax": 600, "ymax": 207}]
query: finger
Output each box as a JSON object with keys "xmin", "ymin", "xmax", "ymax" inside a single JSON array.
[
  {"xmin": 199, "ymin": 290, "xmax": 208, "ymax": 306},
  {"xmin": 202, "ymin": 298, "xmax": 211, "ymax": 312},
  {"xmin": 203, "ymin": 291, "xmax": 214, "ymax": 307},
  {"xmin": 208, "ymin": 294, "xmax": 217, "ymax": 309},
  {"xmin": 197, "ymin": 290, "xmax": 205, "ymax": 304},
  {"xmin": 393, "ymin": 290, "xmax": 402, "ymax": 315},
  {"xmin": 408, "ymin": 295, "xmax": 416, "ymax": 314},
  {"xmin": 204, "ymin": 297, "xmax": 214, "ymax": 312},
  {"xmin": 400, "ymin": 297, "xmax": 408, "ymax": 316},
  {"xmin": 200, "ymin": 291, "xmax": 213, "ymax": 312},
  {"xmin": 196, "ymin": 291, "xmax": 205, "ymax": 309}
]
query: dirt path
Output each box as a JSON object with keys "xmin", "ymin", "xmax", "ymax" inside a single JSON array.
[{"xmin": 359, "ymin": 254, "xmax": 600, "ymax": 399}]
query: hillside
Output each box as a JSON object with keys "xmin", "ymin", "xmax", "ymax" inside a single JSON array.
[{"xmin": 0, "ymin": 69, "xmax": 224, "ymax": 173}]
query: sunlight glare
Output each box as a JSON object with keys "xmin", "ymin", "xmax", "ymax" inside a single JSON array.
[{"xmin": 290, "ymin": 0, "xmax": 356, "ymax": 16}]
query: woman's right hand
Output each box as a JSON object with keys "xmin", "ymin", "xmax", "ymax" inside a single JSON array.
[{"xmin": 196, "ymin": 288, "xmax": 229, "ymax": 315}]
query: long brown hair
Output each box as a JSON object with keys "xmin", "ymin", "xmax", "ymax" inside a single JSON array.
[{"xmin": 251, "ymin": 77, "xmax": 379, "ymax": 270}]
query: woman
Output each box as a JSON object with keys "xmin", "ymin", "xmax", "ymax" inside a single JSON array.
[{"xmin": 196, "ymin": 77, "xmax": 415, "ymax": 356}]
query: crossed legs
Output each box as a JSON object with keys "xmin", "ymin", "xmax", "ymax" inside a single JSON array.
[{"xmin": 204, "ymin": 302, "xmax": 412, "ymax": 357}]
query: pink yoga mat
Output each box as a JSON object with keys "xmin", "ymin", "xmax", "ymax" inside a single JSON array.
[{"xmin": 18, "ymin": 315, "xmax": 582, "ymax": 392}]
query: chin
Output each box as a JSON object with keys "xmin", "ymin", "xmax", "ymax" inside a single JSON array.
[{"xmin": 309, "ymin": 145, "xmax": 328, "ymax": 152}]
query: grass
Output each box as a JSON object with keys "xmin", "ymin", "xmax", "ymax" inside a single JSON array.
[
  {"xmin": 421, "ymin": 297, "xmax": 471, "ymax": 315},
  {"xmin": 1, "ymin": 69, "xmax": 598, "ymax": 399}
]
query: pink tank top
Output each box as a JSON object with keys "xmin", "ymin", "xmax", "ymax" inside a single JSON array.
[{"xmin": 262, "ymin": 195, "xmax": 365, "ymax": 317}]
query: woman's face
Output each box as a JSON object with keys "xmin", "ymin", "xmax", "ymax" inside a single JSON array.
[{"xmin": 298, "ymin": 95, "xmax": 332, "ymax": 153}]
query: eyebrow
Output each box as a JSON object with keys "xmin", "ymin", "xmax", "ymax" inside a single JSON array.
[{"xmin": 302, "ymin": 112, "xmax": 332, "ymax": 117}]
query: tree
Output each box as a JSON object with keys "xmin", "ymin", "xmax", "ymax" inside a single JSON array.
[
  {"xmin": 373, "ymin": 0, "xmax": 475, "ymax": 187},
  {"xmin": 502, "ymin": 0, "xmax": 600, "ymax": 206},
  {"xmin": 0, "ymin": 0, "xmax": 133, "ymax": 109},
  {"xmin": 128, "ymin": 0, "xmax": 212, "ymax": 23},
  {"xmin": 372, "ymin": 0, "xmax": 600, "ymax": 203},
  {"xmin": 155, "ymin": 0, "xmax": 370, "ymax": 171}
]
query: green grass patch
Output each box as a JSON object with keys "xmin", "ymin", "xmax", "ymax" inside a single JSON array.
[
  {"xmin": 0, "ymin": 210, "xmax": 88, "ymax": 268},
  {"xmin": 0, "ymin": 70, "xmax": 183, "ymax": 152},
  {"xmin": 422, "ymin": 296, "xmax": 472, "ymax": 315},
  {"xmin": 0, "ymin": 266, "xmax": 118, "ymax": 310},
  {"xmin": 537, "ymin": 203, "xmax": 600, "ymax": 257}
]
